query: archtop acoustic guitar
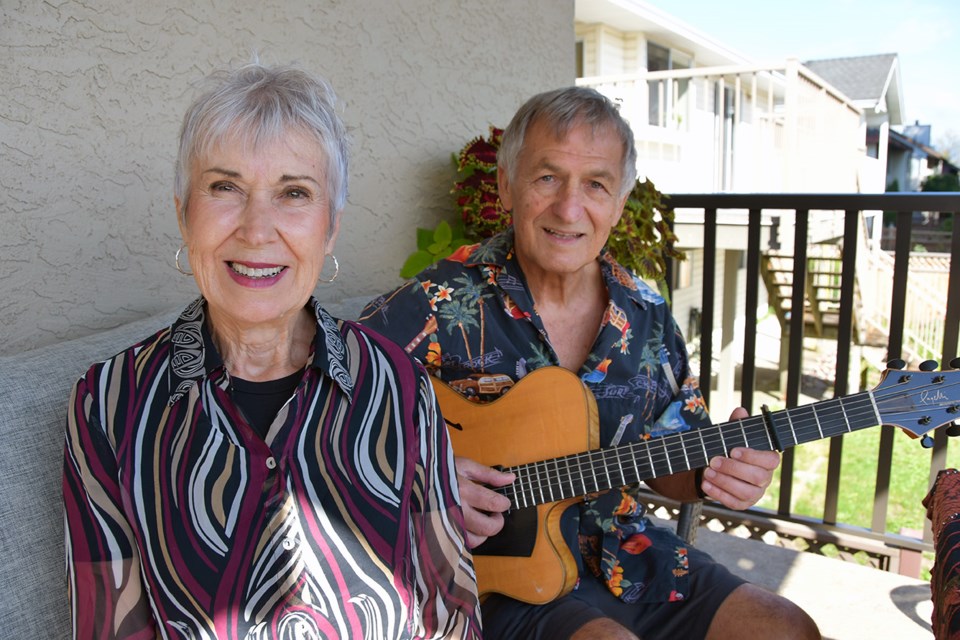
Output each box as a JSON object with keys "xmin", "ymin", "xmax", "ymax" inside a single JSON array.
[{"xmin": 434, "ymin": 364, "xmax": 960, "ymax": 604}]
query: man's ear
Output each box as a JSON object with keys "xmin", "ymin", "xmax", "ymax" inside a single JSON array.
[
  {"xmin": 612, "ymin": 191, "xmax": 630, "ymax": 227},
  {"xmin": 497, "ymin": 165, "xmax": 513, "ymax": 212}
]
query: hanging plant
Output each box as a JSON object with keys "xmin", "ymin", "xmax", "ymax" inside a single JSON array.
[
  {"xmin": 453, "ymin": 126, "xmax": 511, "ymax": 239},
  {"xmin": 609, "ymin": 177, "xmax": 685, "ymax": 292}
]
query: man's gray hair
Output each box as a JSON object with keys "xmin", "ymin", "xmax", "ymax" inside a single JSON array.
[
  {"xmin": 498, "ymin": 86, "xmax": 637, "ymax": 197},
  {"xmin": 174, "ymin": 62, "xmax": 350, "ymax": 224}
]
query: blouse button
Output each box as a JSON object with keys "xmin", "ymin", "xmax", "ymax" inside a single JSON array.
[
  {"xmin": 265, "ymin": 457, "xmax": 277, "ymax": 470},
  {"xmin": 282, "ymin": 537, "xmax": 295, "ymax": 551}
]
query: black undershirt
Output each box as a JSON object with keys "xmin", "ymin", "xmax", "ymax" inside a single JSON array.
[{"xmin": 230, "ymin": 369, "xmax": 304, "ymax": 439}]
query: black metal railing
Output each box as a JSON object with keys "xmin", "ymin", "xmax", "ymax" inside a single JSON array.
[{"xmin": 662, "ymin": 192, "xmax": 960, "ymax": 572}]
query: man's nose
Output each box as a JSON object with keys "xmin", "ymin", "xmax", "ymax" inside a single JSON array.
[{"xmin": 555, "ymin": 182, "xmax": 585, "ymax": 221}]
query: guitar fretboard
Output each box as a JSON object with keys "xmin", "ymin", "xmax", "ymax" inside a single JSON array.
[{"xmin": 498, "ymin": 389, "xmax": 881, "ymax": 510}]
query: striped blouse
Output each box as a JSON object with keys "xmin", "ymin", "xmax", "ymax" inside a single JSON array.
[{"xmin": 63, "ymin": 297, "xmax": 481, "ymax": 639}]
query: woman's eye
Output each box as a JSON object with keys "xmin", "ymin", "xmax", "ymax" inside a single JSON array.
[
  {"xmin": 286, "ymin": 188, "xmax": 309, "ymax": 199},
  {"xmin": 210, "ymin": 182, "xmax": 235, "ymax": 193}
]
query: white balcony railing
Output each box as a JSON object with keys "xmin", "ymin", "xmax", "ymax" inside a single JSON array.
[{"xmin": 577, "ymin": 60, "xmax": 869, "ymax": 195}]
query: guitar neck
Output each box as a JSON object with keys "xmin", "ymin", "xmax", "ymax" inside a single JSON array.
[{"xmin": 500, "ymin": 389, "xmax": 881, "ymax": 510}]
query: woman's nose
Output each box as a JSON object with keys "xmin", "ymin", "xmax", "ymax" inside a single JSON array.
[{"xmin": 236, "ymin": 194, "xmax": 277, "ymax": 244}]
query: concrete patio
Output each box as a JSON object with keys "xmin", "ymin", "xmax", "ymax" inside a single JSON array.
[{"xmin": 663, "ymin": 518, "xmax": 935, "ymax": 639}]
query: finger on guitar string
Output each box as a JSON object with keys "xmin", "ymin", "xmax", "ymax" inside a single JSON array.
[
  {"xmin": 454, "ymin": 456, "xmax": 516, "ymax": 547},
  {"xmin": 702, "ymin": 449, "xmax": 779, "ymax": 510}
]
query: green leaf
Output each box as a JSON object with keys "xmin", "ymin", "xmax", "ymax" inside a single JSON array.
[
  {"xmin": 416, "ymin": 227, "xmax": 434, "ymax": 251},
  {"xmin": 434, "ymin": 220, "xmax": 453, "ymax": 245},
  {"xmin": 400, "ymin": 250, "xmax": 437, "ymax": 279},
  {"xmin": 427, "ymin": 241, "xmax": 447, "ymax": 254}
]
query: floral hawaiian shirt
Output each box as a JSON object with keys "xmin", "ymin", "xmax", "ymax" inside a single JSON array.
[{"xmin": 360, "ymin": 229, "xmax": 713, "ymax": 604}]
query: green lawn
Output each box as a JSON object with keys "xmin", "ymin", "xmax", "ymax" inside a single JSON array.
[{"xmin": 755, "ymin": 428, "xmax": 959, "ymax": 535}]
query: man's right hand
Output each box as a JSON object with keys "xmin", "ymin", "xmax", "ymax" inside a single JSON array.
[{"xmin": 454, "ymin": 456, "xmax": 516, "ymax": 548}]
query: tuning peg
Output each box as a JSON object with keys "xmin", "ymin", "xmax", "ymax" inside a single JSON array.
[
  {"xmin": 920, "ymin": 360, "xmax": 940, "ymax": 372},
  {"xmin": 887, "ymin": 359, "xmax": 906, "ymax": 370},
  {"xmin": 921, "ymin": 435, "xmax": 935, "ymax": 448},
  {"xmin": 947, "ymin": 423, "xmax": 960, "ymax": 438}
]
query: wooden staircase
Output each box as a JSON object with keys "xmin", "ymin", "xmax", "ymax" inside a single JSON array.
[{"xmin": 760, "ymin": 242, "xmax": 863, "ymax": 342}]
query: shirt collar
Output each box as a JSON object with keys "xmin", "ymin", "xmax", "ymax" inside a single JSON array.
[
  {"xmin": 461, "ymin": 228, "xmax": 655, "ymax": 311},
  {"xmin": 167, "ymin": 296, "xmax": 355, "ymax": 406}
]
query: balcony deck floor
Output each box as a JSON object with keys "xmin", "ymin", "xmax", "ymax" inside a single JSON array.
[{"xmin": 654, "ymin": 517, "xmax": 934, "ymax": 639}]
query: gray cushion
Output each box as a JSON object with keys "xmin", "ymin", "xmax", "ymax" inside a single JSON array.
[
  {"xmin": 0, "ymin": 308, "xmax": 181, "ymax": 638},
  {"xmin": 0, "ymin": 295, "xmax": 373, "ymax": 638}
]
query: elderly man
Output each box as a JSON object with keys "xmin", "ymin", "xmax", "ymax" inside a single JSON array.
[{"xmin": 360, "ymin": 86, "xmax": 819, "ymax": 640}]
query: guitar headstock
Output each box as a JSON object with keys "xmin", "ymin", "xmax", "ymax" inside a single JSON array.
[{"xmin": 875, "ymin": 359, "xmax": 960, "ymax": 443}]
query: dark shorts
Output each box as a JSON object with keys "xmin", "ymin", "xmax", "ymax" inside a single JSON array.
[{"xmin": 480, "ymin": 544, "xmax": 746, "ymax": 640}]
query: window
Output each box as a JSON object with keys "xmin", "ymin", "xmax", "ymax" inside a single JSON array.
[{"xmin": 647, "ymin": 42, "xmax": 691, "ymax": 128}]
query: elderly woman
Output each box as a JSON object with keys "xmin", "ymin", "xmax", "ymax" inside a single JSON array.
[{"xmin": 62, "ymin": 62, "xmax": 480, "ymax": 639}]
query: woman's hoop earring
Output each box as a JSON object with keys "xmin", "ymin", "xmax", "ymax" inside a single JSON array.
[
  {"xmin": 175, "ymin": 245, "xmax": 193, "ymax": 276},
  {"xmin": 319, "ymin": 254, "xmax": 339, "ymax": 283}
]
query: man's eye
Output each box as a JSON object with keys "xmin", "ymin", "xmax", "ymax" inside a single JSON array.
[
  {"xmin": 589, "ymin": 181, "xmax": 607, "ymax": 191},
  {"xmin": 538, "ymin": 175, "xmax": 555, "ymax": 183}
]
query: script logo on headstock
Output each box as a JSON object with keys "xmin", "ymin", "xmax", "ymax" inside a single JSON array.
[{"xmin": 920, "ymin": 389, "xmax": 949, "ymax": 405}]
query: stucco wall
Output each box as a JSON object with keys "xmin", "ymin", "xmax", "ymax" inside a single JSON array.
[{"xmin": 1, "ymin": 1, "xmax": 573, "ymax": 355}]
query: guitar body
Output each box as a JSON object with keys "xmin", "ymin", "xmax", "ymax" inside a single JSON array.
[{"xmin": 433, "ymin": 368, "xmax": 600, "ymax": 603}]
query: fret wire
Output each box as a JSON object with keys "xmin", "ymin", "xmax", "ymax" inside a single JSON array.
[
  {"xmin": 836, "ymin": 397, "xmax": 852, "ymax": 436},
  {"xmin": 867, "ymin": 389, "xmax": 881, "ymax": 427},
  {"xmin": 513, "ymin": 464, "xmax": 527, "ymax": 508},
  {"xmin": 631, "ymin": 446, "xmax": 642, "ymax": 485},
  {"xmin": 782, "ymin": 408, "xmax": 797, "ymax": 448},
  {"xmin": 546, "ymin": 459, "xmax": 556, "ymax": 503},
  {"xmin": 812, "ymin": 403, "xmax": 824, "ymax": 440},
  {"xmin": 589, "ymin": 450, "xmax": 599, "ymax": 494},
  {"xmin": 663, "ymin": 437, "xmax": 673, "ymax": 475},
  {"xmin": 600, "ymin": 449, "xmax": 617, "ymax": 487},
  {"xmin": 717, "ymin": 421, "xmax": 729, "ymax": 456},
  {"xmin": 564, "ymin": 456, "xmax": 575, "ymax": 501}
]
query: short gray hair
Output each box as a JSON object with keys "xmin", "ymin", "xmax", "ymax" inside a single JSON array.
[
  {"xmin": 174, "ymin": 62, "xmax": 349, "ymax": 223},
  {"xmin": 498, "ymin": 86, "xmax": 637, "ymax": 197}
]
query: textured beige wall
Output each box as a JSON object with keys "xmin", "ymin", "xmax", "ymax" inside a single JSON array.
[{"xmin": 1, "ymin": 1, "xmax": 573, "ymax": 355}]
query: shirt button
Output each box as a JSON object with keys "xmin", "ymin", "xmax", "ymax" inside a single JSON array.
[
  {"xmin": 282, "ymin": 537, "xmax": 295, "ymax": 551},
  {"xmin": 265, "ymin": 457, "xmax": 277, "ymax": 470}
]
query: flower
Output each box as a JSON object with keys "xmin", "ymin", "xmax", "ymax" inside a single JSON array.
[
  {"xmin": 452, "ymin": 126, "xmax": 511, "ymax": 239},
  {"xmin": 426, "ymin": 341, "xmax": 442, "ymax": 368},
  {"xmin": 607, "ymin": 564, "xmax": 625, "ymax": 596},
  {"xmin": 621, "ymin": 534, "xmax": 652, "ymax": 555},
  {"xmin": 435, "ymin": 285, "xmax": 454, "ymax": 302}
]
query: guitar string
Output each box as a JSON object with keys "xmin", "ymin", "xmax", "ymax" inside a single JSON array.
[
  {"xmin": 505, "ymin": 379, "xmax": 960, "ymax": 507},
  {"xmin": 500, "ymin": 378, "xmax": 960, "ymax": 508}
]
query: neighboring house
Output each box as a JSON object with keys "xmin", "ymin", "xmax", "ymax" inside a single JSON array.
[
  {"xmin": 574, "ymin": 0, "xmax": 876, "ymax": 195},
  {"xmin": 885, "ymin": 123, "xmax": 959, "ymax": 193},
  {"xmin": 803, "ymin": 53, "xmax": 904, "ymax": 192}
]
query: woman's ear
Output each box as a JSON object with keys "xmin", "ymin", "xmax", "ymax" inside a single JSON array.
[
  {"xmin": 175, "ymin": 196, "xmax": 188, "ymax": 239},
  {"xmin": 324, "ymin": 214, "xmax": 342, "ymax": 255}
]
